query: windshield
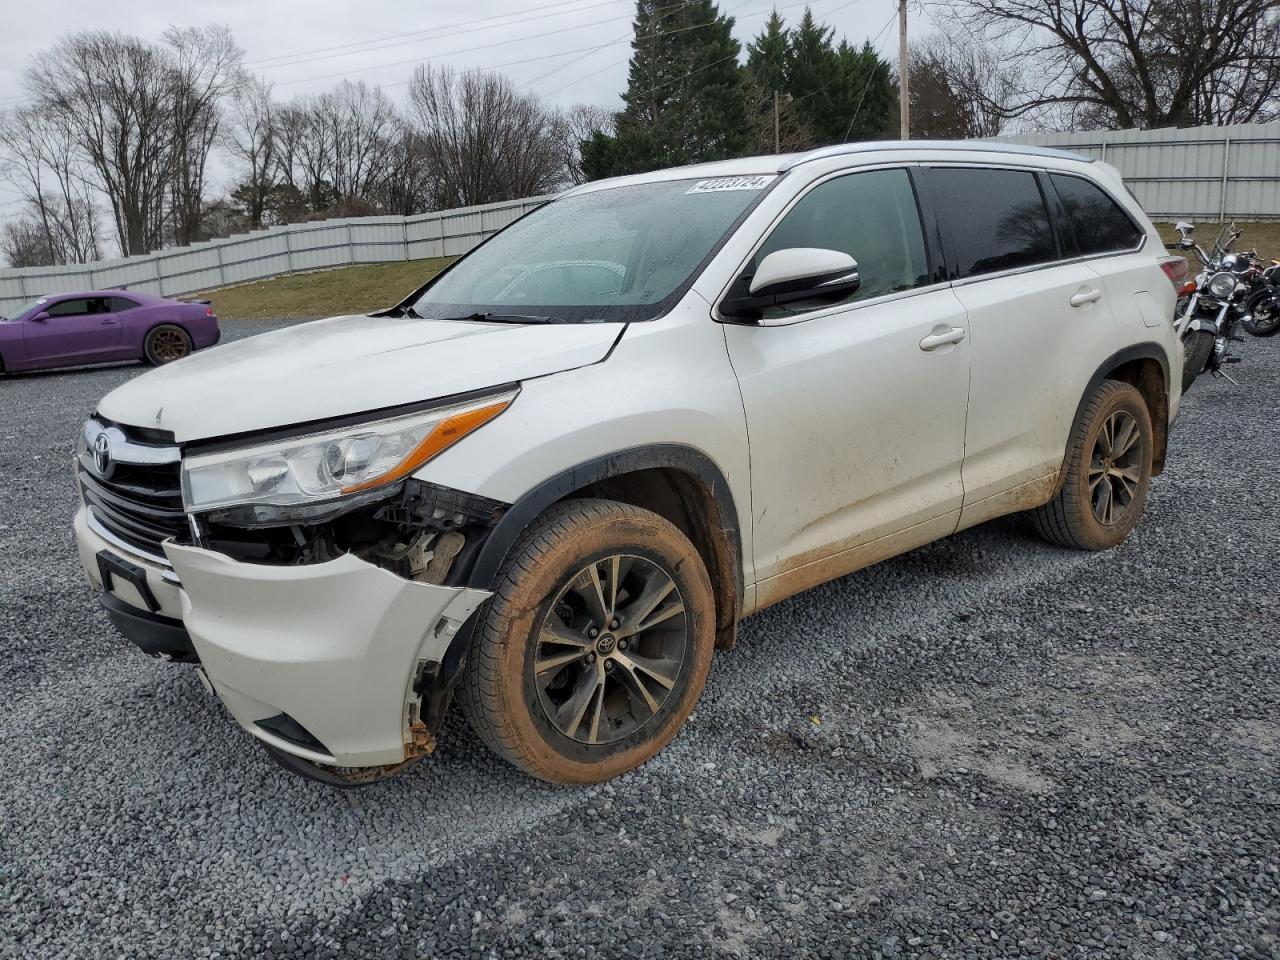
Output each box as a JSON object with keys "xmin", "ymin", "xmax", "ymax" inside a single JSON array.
[
  {"xmin": 6, "ymin": 297, "xmax": 49, "ymax": 320},
  {"xmin": 411, "ymin": 177, "xmax": 776, "ymax": 323}
]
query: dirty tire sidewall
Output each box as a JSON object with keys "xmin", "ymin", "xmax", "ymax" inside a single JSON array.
[
  {"xmin": 1033, "ymin": 379, "xmax": 1154, "ymax": 551},
  {"xmin": 1181, "ymin": 330, "xmax": 1215, "ymax": 393},
  {"xmin": 461, "ymin": 499, "xmax": 716, "ymax": 785},
  {"xmin": 144, "ymin": 324, "xmax": 193, "ymax": 365}
]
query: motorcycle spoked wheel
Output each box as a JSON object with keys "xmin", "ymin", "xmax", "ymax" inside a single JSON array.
[
  {"xmin": 1242, "ymin": 289, "xmax": 1280, "ymax": 337},
  {"xmin": 1181, "ymin": 330, "xmax": 1216, "ymax": 393}
]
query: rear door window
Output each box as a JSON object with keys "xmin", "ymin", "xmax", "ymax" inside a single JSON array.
[
  {"xmin": 924, "ymin": 167, "xmax": 1058, "ymax": 279},
  {"xmin": 1049, "ymin": 174, "xmax": 1143, "ymax": 256}
]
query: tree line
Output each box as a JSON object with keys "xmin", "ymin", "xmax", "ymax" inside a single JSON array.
[{"xmin": 2, "ymin": 0, "xmax": 1276, "ymax": 267}]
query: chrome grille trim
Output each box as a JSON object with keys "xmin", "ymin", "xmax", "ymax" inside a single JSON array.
[{"xmin": 86, "ymin": 509, "xmax": 182, "ymax": 584}]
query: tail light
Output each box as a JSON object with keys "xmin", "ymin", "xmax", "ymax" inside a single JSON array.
[
  {"xmin": 206, "ymin": 306, "xmax": 214, "ymax": 317},
  {"xmin": 1159, "ymin": 255, "xmax": 1189, "ymax": 289}
]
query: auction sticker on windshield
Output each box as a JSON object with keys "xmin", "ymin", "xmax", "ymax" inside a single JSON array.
[{"xmin": 686, "ymin": 176, "xmax": 777, "ymax": 194}]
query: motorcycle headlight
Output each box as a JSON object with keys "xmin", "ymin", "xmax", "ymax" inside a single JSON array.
[
  {"xmin": 1207, "ymin": 271, "xmax": 1237, "ymax": 299},
  {"xmin": 181, "ymin": 389, "xmax": 517, "ymax": 513}
]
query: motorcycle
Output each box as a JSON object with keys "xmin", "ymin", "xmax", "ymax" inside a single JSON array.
[
  {"xmin": 1241, "ymin": 259, "xmax": 1280, "ymax": 338},
  {"xmin": 1166, "ymin": 221, "xmax": 1269, "ymax": 391}
]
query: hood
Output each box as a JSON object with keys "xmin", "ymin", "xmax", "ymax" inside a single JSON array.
[{"xmin": 97, "ymin": 314, "xmax": 625, "ymax": 442}]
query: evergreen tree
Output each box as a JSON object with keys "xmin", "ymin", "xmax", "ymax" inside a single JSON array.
[
  {"xmin": 581, "ymin": 0, "xmax": 750, "ymax": 180},
  {"xmin": 746, "ymin": 10, "xmax": 790, "ymax": 95},
  {"xmin": 783, "ymin": 6, "xmax": 895, "ymax": 146}
]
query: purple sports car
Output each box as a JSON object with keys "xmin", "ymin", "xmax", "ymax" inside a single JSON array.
[{"xmin": 0, "ymin": 290, "xmax": 220, "ymax": 374}]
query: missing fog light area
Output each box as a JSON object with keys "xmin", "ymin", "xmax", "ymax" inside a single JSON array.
[{"xmin": 196, "ymin": 478, "xmax": 508, "ymax": 586}]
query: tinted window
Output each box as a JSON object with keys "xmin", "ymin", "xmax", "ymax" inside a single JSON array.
[
  {"xmin": 1050, "ymin": 174, "xmax": 1142, "ymax": 256},
  {"xmin": 110, "ymin": 296, "xmax": 139, "ymax": 312},
  {"xmin": 46, "ymin": 298, "xmax": 94, "ymax": 317},
  {"xmin": 753, "ymin": 168, "xmax": 928, "ymax": 315},
  {"xmin": 927, "ymin": 168, "xmax": 1057, "ymax": 279}
]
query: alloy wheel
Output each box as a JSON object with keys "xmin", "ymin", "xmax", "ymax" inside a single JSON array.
[
  {"xmin": 533, "ymin": 554, "xmax": 688, "ymax": 745},
  {"xmin": 1088, "ymin": 410, "xmax": 1144, "ymax": 526},
  {"xmin": 151, "ymin": 329, "xmax": 189, "ymax": 363}
]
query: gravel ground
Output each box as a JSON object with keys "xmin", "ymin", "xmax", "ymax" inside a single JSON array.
[{"xmin": 1, "ymin": 322, "xmax": 1278, "ymax": 959}]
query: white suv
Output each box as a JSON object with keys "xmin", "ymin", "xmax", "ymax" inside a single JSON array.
[{"xmin": 73, "ymin": 142, "xmax": 1184, "ymax": 786}]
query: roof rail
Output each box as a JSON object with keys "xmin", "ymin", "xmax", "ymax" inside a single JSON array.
[{"xmin": 779, "ymin": 139, "xmax": 1095, "ymax": 171}]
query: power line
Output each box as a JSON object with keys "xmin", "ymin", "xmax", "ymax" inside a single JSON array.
[
  {"xmin": 273, "ymin": 0, "xmax": 713, "ymax": 87},
  {"xmin": 539, "ymin": 0, "xmax": 864, "ymax": 99},
  {"xmin": 246, "ymin": 0, "xmax": 623, "ymax": 68},
  {"xmin": 843, "ymin": 6, "xmax": 899, "ymax": 139}
]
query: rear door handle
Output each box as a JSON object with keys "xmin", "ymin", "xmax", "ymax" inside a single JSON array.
[
  {"xmin": 919, "ymin": 327, "xmax": 966, "ymax": 351},
  {"xmin": 1069, "ymin": 288, "xmax": 1102, "ymax": 307}
]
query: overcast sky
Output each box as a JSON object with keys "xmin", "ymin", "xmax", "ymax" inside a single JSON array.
[{"xmin": 0, "ymin": 0, "xmax": 915, "ymax": 223}]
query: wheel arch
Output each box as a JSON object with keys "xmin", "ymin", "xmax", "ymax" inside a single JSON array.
[
  {"xmin": 465, "ymin": 444, "xmax": 744, "ymax": 650},
  {"xmin": 1065, "ymin": 343, "xmax": 1172, "ymax": 484}
]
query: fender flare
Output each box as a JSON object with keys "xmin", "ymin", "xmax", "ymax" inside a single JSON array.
[
  {"xmin": 1058, "ymin": 341, "xmax": 1173, "ymax": 491},
  {"xmin": 464, "ymin": 442, "xmax": 743, "ymax": 597},
  {"xmin": 416, "ymin": 444, "xmax": 745, "ymax": 732}
]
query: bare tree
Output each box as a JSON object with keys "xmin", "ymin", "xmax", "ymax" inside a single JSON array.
[
  {"xmin": 26, "ymin": 31, "xmax": 175, "ymax": 255},
  {"xmin": 908, "ymin": 34, "xmax": 1016, "ymax": 139},
  {"xmin": 163, "ymin": 25, "xmax": 244, "ymax": 245},
  {"xmin": 226, "ymin": 76, "xmax": 280, "ymax": 228},
  {"xmin": 407, "ymin": 65, "xmax": 568, "ymax": 208},
  {"xmin": 930, "ymin": 0, "xmax": 1280, "ymax": 129},
  {"xmin": 556, "ymin": 104, "xmax": 617, "ymax": 185},
  {"xmin": 0, "ymin": 105, "xmax": 101, "ymax": 264},
  {"xmin": 1, "ymin": 219, "xmax": 55, "ymax": 268}
]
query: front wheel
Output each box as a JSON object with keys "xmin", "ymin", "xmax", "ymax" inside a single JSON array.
[
  {"xmin": 1033, "ymin": 379, "xmax": 1154, "ymax": 551},
  {"xmin": 461, "ymin": 499, "xmax": 716, "ymax": 784},
  {"xmin": 1180, "ymin": 330, "xmax": 1215, "ymax": 393},
  {"xmin": 144, "ymin": 324, "xmax": 193, "ymax": 365}
]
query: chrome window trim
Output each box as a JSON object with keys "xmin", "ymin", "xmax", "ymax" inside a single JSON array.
[{"xmin": 86, "ymin": 508, "xmax": 182, "ymax": 584}]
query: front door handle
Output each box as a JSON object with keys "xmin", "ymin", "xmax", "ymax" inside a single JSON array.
[
  {"xmin": 919, "ymin": 326, "xmax": 966, "ymax": 351},
  {"xmin": 1069, "ymin": 288, "xmax": 1103, "ymax": 307}
]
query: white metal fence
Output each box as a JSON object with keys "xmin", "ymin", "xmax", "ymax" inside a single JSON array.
[
  {"xmin": 0, "ymin": 196, "xmax": 550, "ymax": 315},
  {"xmin": 1000, "ymin": 121, "xmax": 1280, "ymax": 223},
  {"xmin": 4, "ymin": 121, "xmax": 1280, "ymax": 315}
]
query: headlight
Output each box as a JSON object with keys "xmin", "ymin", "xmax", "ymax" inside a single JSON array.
[
  {"xmin": 1206, "ymin": 271, "xmax": 1237, "ymax": 299},
  {"xmin": 181, "ymin": 390, "xmax": 517, "ymax": 513}
]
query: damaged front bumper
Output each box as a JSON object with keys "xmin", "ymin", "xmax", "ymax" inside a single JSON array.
[{"xmin": 75, "ymin": 504, "xmax": 490, "ymax": 774}]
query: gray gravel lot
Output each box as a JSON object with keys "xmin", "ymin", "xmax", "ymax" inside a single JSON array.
[{"xmin": 1, "ymin": 321, "xmax": 1278, "ymax": 959}]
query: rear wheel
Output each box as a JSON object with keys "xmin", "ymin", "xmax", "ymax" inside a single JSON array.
[
  {"xmin": 144, "ymin": 324, "xmax": 192, "ymax": 365},
  {"xmin": 1033, "ymin": 380, "xmax": 1153, "ymax": 551},
  {"xmin": 1181, "ymin": 330, "xmax": 1215, "ymax": 393},
  {"xmin": 1242, "ymin": 289, "xmax": 1280, "ymax": 337},
  {"xmin": 461, "ymin": 499, "xmax": 715, "ymax": 784}
]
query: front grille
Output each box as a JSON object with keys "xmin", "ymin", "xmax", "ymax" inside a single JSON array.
[{"xmin": 78, "ymin": 420, "xmax": 188, "ymax": 561}]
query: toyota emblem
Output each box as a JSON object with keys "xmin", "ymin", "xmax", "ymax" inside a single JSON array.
[{"xmin": 92, "ymin": 432, "xmax": 113, "ymax": 478}]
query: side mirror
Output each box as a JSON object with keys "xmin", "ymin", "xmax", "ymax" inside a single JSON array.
[
  {"xmin": 722, "ymin": 248, "xmax": 860, "ymax": 320},
  {"xmin": 31, "ymin": 311, "xmax": 50, "ymax": 322}
]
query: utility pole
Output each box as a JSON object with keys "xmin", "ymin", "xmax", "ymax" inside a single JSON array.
[{"xmin": 898, "ymin": 0, "xmax": 910, "ymax": 140}]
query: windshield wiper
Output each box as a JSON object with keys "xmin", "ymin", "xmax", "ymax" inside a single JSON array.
[{"xmin": 450, "ymin": 311, "xmax": 564, "ymax": 324}]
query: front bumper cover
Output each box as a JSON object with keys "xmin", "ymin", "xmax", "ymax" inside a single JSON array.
[
  {"xmin": 164, "ymin": 542, "xmax": 490, "ymax": 768},
  {"xmin": 75, "ymin": 505, "xmax": 491, "ymax": 770}
]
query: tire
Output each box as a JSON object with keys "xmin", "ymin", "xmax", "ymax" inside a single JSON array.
[
  {"xmin": 461, "ymin": 498, "xmax": 716, "ymax": 784},
  {"xmin": 1242, "ymin": 289, "xmax": 1280, "ymax": 337},
  {"xmin": 1180, "ymin": 330, "xmax": 1215, "ymax": 393},
  {"xmin": 144, "ymin": 324, "xmax": 193, "ymax": 365},
  {"xmin": 1033, "ymin": 379, "xmax": 1154, "ymax": 551}
]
